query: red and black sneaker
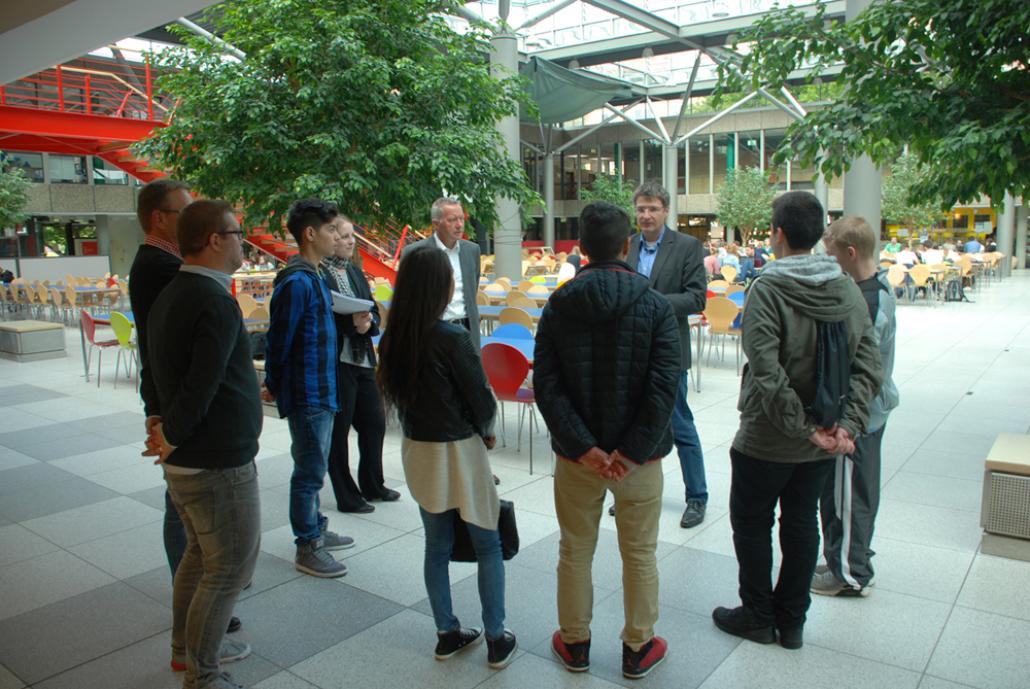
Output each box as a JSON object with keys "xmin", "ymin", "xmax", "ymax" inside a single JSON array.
[
  {"xmin": 622, "ymin": 635, "xmax": 667, "ymax": 680},
  {"xmin": 551, "ymin": 631, "xmax": 590, "ymax": 672}
]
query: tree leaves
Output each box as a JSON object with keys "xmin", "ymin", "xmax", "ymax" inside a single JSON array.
[
  {"xmin": 715, "ymin": 0, "xmax": 1030, "ymax": 207},
  {"xmin": 881, "ymin": 153, "xmax": 942, "ymax": 229},
  {"xmin": 715, "ymin": 167, "xmax": 775, "ymax": 244},
  {"xmin": 134, "ymin": 0, "xmax": 539, "ymax": 233},
  {"xmin": 0, "ymin": 165, "xmax": 31, "ymax": 231}
]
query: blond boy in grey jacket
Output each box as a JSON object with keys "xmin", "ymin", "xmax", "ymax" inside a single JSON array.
[{"xmin": 812, "ymin": 216, "xmax": 899, "ymax": 598}]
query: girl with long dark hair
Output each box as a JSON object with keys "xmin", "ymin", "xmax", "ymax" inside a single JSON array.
[{"xmin": 377, "ymin": 248, "xmax": 516, "ymax": 669}]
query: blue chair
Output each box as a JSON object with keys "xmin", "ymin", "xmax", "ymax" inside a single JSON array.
[{"xmin": 491, "ymin": 323, "xmax": 533, "ymax": 340}]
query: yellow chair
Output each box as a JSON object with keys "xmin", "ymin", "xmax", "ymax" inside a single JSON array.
[
  {"xmin": 495, "ymin": 277, "xmax": 512, "ymax": 290},
  {"xmin": 498, "ymin": 307, "xmax": 534, "ymax": 330},
  {"xmin": 110, "ymin": 311, "xmax": 139, "ymax": 390},
  {"xmin": 907, "ymin": 264, "xmax": 935, "ymax": 305},
  {"xmin": 247, "ymin": 306, "xmax": 270, "ymax": 330},
  {"xmin": 707, "ymin": 279, "xmax": 729, "ymax": 292},
  {"xmin": 703, "ymin": 296, "xmax": 743, "ymax": 374},
  {"xmin": 373, "ymin": 284, "xmax": 394, "ymax": 303},
  {"xmin": 237, "ymin": 293, "xmax": 259, "ymax": 318},
  {"xmin": 886, "ymin": 264, "xmax": 908, "ymax": 294},
  {"xmin": 476, "ymin": 290, "xmax": 489, "ymax": 306},
  {"xmin": 526, "ymin": 285, "xmax": 550, "ymax": 299},
  {"xmin": 506, "ymin": 292, "xmax": 536, "ymax": 309},
  {"xmin": 530, "ymin": 275, "xmax": 547, "ymax": 284},
  {"xmin": 725, "ymin": 284, "xmax": 745, "ymax": 296},
  {"xmin": 517, "ymin": 280, "xmax": 535, "ymax": 292},
  {"xmin": 720, "ymin": 265, "xmax": 738, "ymax": 283}
]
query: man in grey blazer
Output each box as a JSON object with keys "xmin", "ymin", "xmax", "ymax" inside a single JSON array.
[
  {"xmin": 626, "ymin": 180, "xmax": 709, "ymax": 528},
  {"xmin": 400, "ymin": 197, "xmax": 482, "ymax": 348}
]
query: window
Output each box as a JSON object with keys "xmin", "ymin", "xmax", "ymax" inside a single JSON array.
[
  {"xmin": 763, "ymin": 130, "xmax": 788, "ymax": 190},
  {"xmin": 687, "ymin": 136, "xmax": 710, "ymax": 194},
  {"xmin": 642, "ymin": 140, "xmax": 663, "ymax": 182},
  {"xmin": 712, "ymin": 133, "xmax": 736, "ymax": 191},
  {"xmin": 47, "ymin": 155, "xmax": 87, "ymax": 184},
  {"xmin": 738, "ymin": 131, "xmax": 761, "ymax": 171},
  {"xmin": 1, "ymin": 151, "xmax": 44, "ymax": 182},
  {"xmin": 92, "ymin": 157, "xmax": 129, "ymax": 185},
  {"xmin": 621, "ymin": 142, "xmax": 640, "ymax": 186}
]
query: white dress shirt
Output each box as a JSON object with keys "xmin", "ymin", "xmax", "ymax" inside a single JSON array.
[{"xmin": 433, "ymin": 233, "xmax": 465, "ymax": 321}]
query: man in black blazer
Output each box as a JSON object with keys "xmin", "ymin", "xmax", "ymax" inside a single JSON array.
[
  {"xmin": 400, "ymin": 198, "xmax": 481, "ymax": 348},
  {"xmin": 626, "ymin": 180, "xmax": 709, "ymax": 528}
]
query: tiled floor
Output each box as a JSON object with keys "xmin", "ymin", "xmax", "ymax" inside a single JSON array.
[{"xmin": 2, "ymin": 273, "xmax": 1030, "ymax": 689}]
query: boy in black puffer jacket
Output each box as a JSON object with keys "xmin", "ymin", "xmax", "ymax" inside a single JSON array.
[{"xmin": 535, "ymin": 201, "xmax": 681, "ymax": 681}]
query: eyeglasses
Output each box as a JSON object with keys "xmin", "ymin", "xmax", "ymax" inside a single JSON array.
[{"xmin": 218, "ymin": 230, "xmax": 245, "ymax": 237}]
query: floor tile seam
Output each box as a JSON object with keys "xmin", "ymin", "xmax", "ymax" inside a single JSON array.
[
  {"xmin": 876, "ymin": 492, "xmax": 983, "ymax": 514},
  {"xmin": 915, "ymin": 542, "xmax": 980, "ymax": 678},
  {"xmin": 919, "ymin": 674, "xmax": 986, "ymax": 689},
  {"xmin": 867, "ymin": 533, "xmax": 979, "ymax": 557},
  {"xmin": 335, "ymin": 529, "xmax": 418, "ymax": 559},
  {"xmin": 894, "ymin": 465, "xmax": 984, "ymax": 482},
  {"xmin": 951, "ymin": 601, "xmax": 1030, "ymax": 625},
  {"xmin": 16, "ymin": 507, "xmax": 165, "ymax": 549}
]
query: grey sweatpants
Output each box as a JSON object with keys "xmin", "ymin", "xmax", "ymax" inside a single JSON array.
[{"xmin": 818, "ymin": 424, "xmax": 885, "ymax": 589}]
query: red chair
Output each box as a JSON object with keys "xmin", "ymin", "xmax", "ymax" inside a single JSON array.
[
  {"xmin": 80, "ymin": 310, "xmax": 118, "ymax": 387},
  {"xmin": 481, "ymin": 342, "xmax": 543, "ymax": 474}
]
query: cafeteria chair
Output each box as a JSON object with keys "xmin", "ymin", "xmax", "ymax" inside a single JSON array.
[
  {"xmin": 907, "ymin": 264, "xmax": 935, "ymax": 306},
  {"xmin": 498, "ymin": 307, "xmax": 534, "ymax": 331},
  {"xmin": 110, "ymin": 311, "xmax": 139, "ymax": 390},
  {"xmin": 80, "ymin": 310, "xmax": 119, "ymax": 387},
  {"xmin": 491, "ymin": 323, "xmax": 533, "ymax": 340},
  {"xmin": 720, "ymin": 265, "xmax": 738, "ymax": 283},
  {"xmin": 237, "ymin": 293, "xmax": 260, "ymax": 318},
  {"xmin": 481, "ymin": 342, "xmax": 544, "ymax": 474},
  {"xmin": 476, "ymin": 290, "xmax": 490, "ymax": 306},
  {"xmin": 703, "ymin": 296, "xmax": 743, "ymax": 374}
]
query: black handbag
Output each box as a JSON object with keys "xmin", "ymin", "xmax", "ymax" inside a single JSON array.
[{"xmin": 451, "ymin": 499, "xmax": 519, "ymax": 562}]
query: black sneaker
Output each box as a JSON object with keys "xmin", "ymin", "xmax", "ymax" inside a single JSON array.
[
  {"xmin": 712, "ymin": 606, "xmax": 776, "ymax": 644},
  {"xmin": 487, "ymin": 630, "xmax": 518, "ymax": 669},
  {"xmin": 778, "ymin": 625, "xmax": 803, "ymax": 650},
  {"xmin": 226, "ymin": 616, "xmax": 241, "ymax": 634},
  {"xmin": 622, "ymin": 635, "xmax": 667, "ymax": 679},
  {"xmin": 680, "ymin": 499, "xmax": 706, "ymax": 528},
  {"xmin": 551, "ymin": 631, "xmax": 590, "ymax": 672},
  {"xmin": 434, "ymin": 626, "xmax": 483, "ymax": 660}
]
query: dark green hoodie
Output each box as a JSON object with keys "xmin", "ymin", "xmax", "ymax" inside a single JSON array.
[{"xmin": 733, "ymin": 254, "xmax": 883, "ymax": 463}]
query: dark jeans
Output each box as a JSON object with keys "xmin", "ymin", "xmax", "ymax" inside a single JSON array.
[
  {"xmin": 288, "ymin": 406, "xmax": 334, "ymax": 544},
  {"xmin": 165, "ymin": 489, "xmax": 187, "ymax": 577},
  {"xmin": 729, "ymin": 447, "xmax": 833, "ymax": 629},
  {"xmin": 327, "ymin": 363, "xmax": 388, "ymax": 509},
  {"xmin": 671, "ymin": 371, "xmax": 707, "ymax": 503}
]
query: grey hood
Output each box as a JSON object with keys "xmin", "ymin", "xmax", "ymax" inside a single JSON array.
[{"xmin": 756, "ymin": 254, "xmax": 856, "ymax": 323}]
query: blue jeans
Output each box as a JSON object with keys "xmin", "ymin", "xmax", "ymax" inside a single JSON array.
[
  {"xmin": 420, "ymin": 507, "xmax": 505, "ymax": 640},
  {"xmin": 288, "ymin": 406, "xmax": 334, "ymax": 544},
  {"xmin": 165, "ymin": 489, "xmax": 187, "ymax": 577},
  {"xmin": 166, "ymin": 463, "xmax": 260, "ymax": 689},
  {"xmin": 671, "ymin": 371, "xmax": 707, "ymax": 503}
]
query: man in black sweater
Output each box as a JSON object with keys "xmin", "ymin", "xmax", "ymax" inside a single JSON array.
[
  {"xmin": 145, "ymin": 200, "xmax": 263, "ymax": 689},
  {"xmin": 130, "ymin": 179, "xmax": 245, "ymax": 637}
]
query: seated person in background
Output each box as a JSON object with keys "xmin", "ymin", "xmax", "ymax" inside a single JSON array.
[
  {"xmin": 704, "ymin": 252, "xmax": 721, "ymax": 277},
  {"xmin": 557, "ymin": 253, "xmax": 581, "ymax": 285},
  {"xmin": 895, "ymin": 243, "xmax": 919, "ymax": 267},
  {"xmin": 739, "ymin": 246, "xmax": 757, "ymax": 281},
  {"xmin": 884, "ymin": 238, "xmax": 901, "ymax": 254},
  {"xmin": 964, "ymin": 236, "xmax": 984, "ymax": 254},
  {"xmin": 919, "ymin": 241, "xmax": 944, "ymax": 265},
  {"xmin": 720, "ymin": 244, "xmax": 742, "ymax": 271}
]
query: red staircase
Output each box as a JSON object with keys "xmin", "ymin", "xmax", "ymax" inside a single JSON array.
[{"xmin": 1, "ymin": 56, "xmax": 404, "ymax": 283}]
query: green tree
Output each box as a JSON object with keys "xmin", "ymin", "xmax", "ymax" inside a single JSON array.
[
  {"xmin": 135, "ymin": 0, "xmax": 538, "ymax": 234},
  {"xmin": 579, "ymin": 174, "xmax": 635, "ymax": 219},
  {"xmin": 0, "ymin": 167, "xmax": 31, "ymax": 231},
  {"xmin": 715, "ymin": 0, "xmax": 1030, "ymax": 206},
  {"xmin": 715, "ymin": 167, "xmax": 775, "ymax": 244},
  {"xmin": 881, "ymin": 153, "xmax": 942, "ymax": 231}
]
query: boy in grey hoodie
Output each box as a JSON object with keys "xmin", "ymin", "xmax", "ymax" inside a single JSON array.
[
  {"xmin": 712, "ymin": 193, "xmax": 883, "ymax": 651},
  {"xmin": 812, "ymin": 216, "xmax": 900, "ymax": 597}
]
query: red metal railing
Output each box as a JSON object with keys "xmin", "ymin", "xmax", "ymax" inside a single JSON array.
[{"xmin": 0, "ymin": 55, "xmax": 169, "ymax": 123}]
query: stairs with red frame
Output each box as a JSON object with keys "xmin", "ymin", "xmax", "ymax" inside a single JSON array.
[{"xmin": 245, "ymin": 231, "xmax": 399, "ymax": 285}]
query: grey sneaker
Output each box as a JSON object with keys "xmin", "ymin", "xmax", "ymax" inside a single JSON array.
[
  {"xmin": 295, "ymin": 539, "xmax": 348, "ymax": 578},
  {"xmin": 198, "ymin": 671, "xmax": 246, "ymax": 689},
  {"xmin": 680, "ymin": 499, "xmax": 706, "ymax": 528},
  {"xmin": 810, "ymin": 570, "xmax": 871, "ymax": 597},
  {"xmin": 171, "ymin": 639, "xmax": 251, "ymax": 672},
  {"xmin": 321, "ymin": 529, "xmax": 355, "ymax": 551}
]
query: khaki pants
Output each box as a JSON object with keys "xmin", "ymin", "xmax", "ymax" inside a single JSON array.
[{"xmin": 554, "ymin": 457, "xmax": 663, "ymax": 651}]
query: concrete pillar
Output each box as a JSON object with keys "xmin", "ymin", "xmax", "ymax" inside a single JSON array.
[
  {"xmin": 997, "ymin": 191, "xmax": 1015, "ymax": 278},
  {"xmin": 813, "ymin": 150, "xmax": 829, "ymax": 222},
  {"xmin": 95, "ymin": 215, "xmax": 143, "ymax": 276},
  {"xmin": 1014, "ymin": 204, "xmax": 1027, "ymax": 271},
  {"xmin": 844, "ymin": 0, "xmax": 881, "ymax": 236},
  {"xmin": 489, "ymin": 25, "xmax": 522, "ymax": 280},
  {"xmin": 664, "ymin": 144, "xmax": 679, "ymax": 229},
  {"xmin": 543, "ymin": 152, "xmax": 555, "ymax": 249}
]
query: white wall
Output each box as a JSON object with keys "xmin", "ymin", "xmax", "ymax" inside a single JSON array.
[{"xmin": 0, "ymin": 256, "xmax": 111, "ymax": 282}]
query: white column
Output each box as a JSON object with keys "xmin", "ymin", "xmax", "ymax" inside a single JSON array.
[
  {"xmin": 543, "ymin": 152, "xmax": 555, "ymax": 249},
  {"xmin": 997, "ymin": 191, "xmax": 1016, "ymax": 278},
  {"xmin": 489, "ymin": 26, "xmax": 522, "ymax": 280},
  {"xmin": 664, "ymin": 143, "xmax": 679, "ymax": 228},
  {"xmin": 844, "ymin": 0, "xmax": 881, "ymax": 233},
  {"xmin": 1015, "ymin": 205, "xmax": 1027, "ymax": 271}
]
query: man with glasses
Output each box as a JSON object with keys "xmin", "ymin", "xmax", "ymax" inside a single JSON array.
[
  {"xmin": 623, "ymin": 180, "xmax": 709, "ymax": 528},
  {"xmin": 145, "ymin": 200, "xmax": 263, "ymax": 689}
]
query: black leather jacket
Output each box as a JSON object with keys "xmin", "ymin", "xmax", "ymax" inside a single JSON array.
[{"xmin": 399, "ymin": 322, "xmax": 496, "ymax": 442}]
